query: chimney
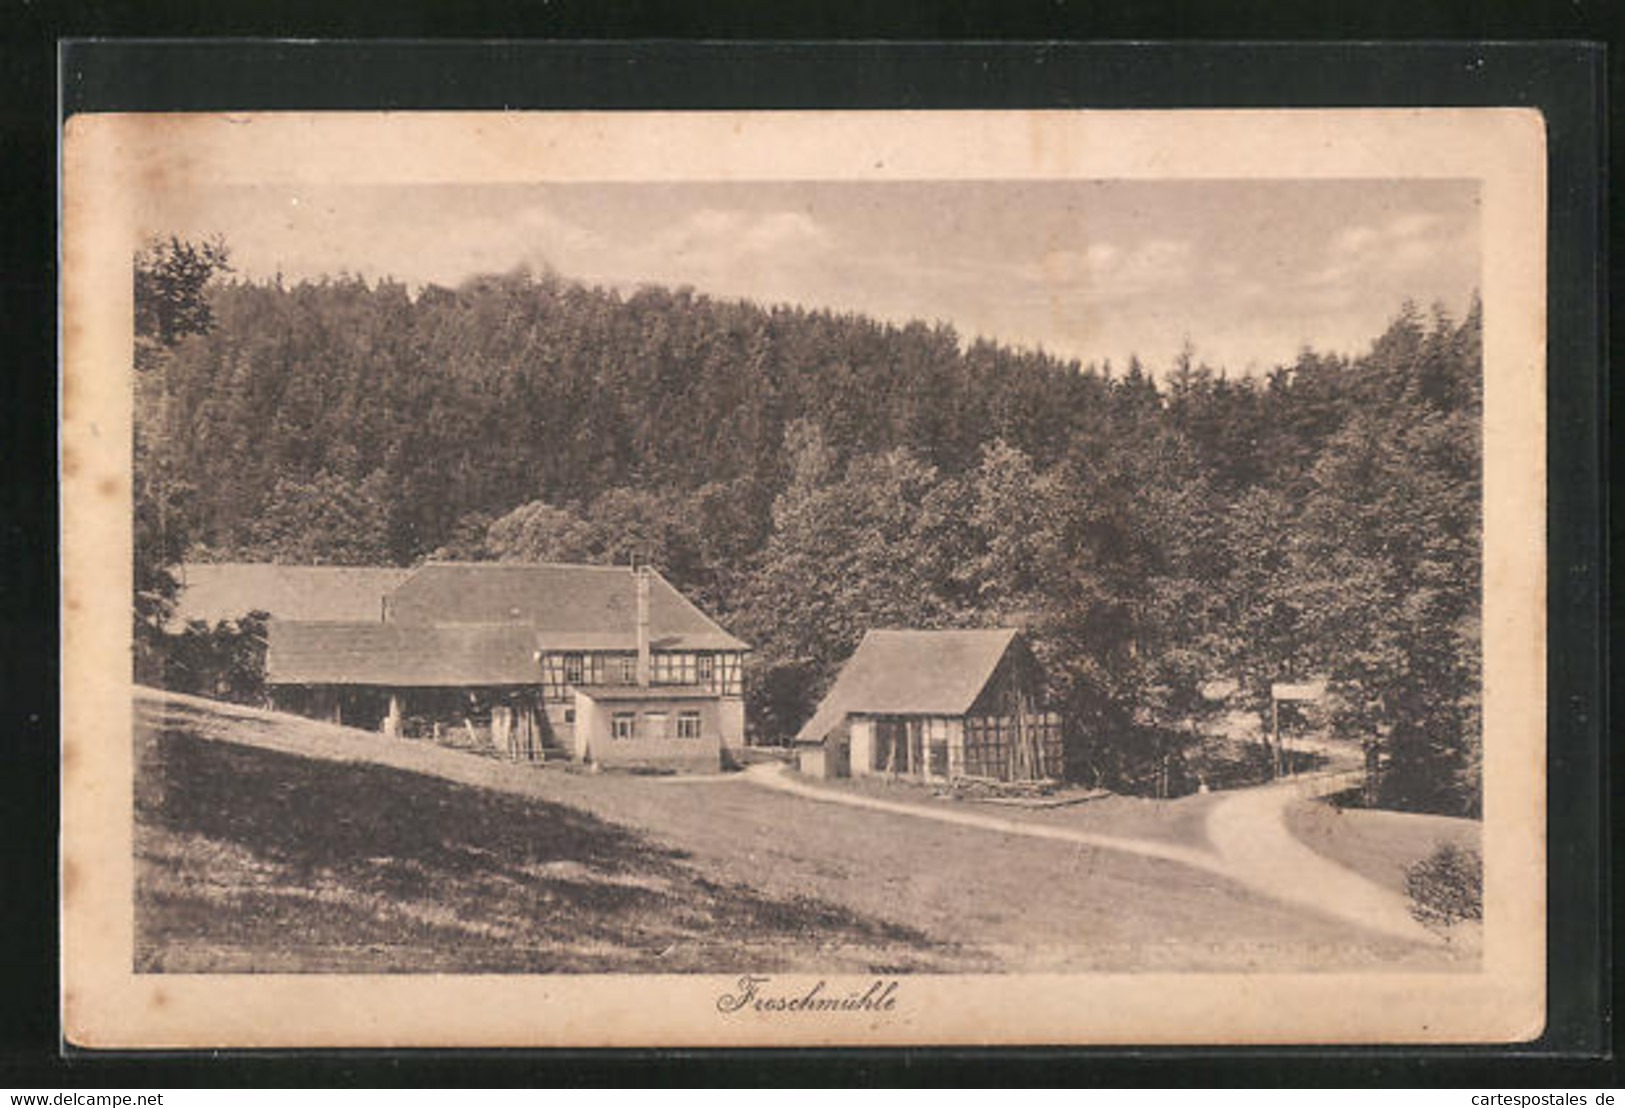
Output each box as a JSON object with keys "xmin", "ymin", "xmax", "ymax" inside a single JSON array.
[{"xmin": 634, "ymin": 561, "xmax": 651, "ymax": 687}]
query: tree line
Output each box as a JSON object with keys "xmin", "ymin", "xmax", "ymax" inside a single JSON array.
[{"xmin": 135, "ymin": 238, "xmax": 1482, "ymax": 814}]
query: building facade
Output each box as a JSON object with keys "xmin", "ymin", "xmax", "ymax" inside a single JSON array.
[
  {"xmin": 795, "ymin": 628, "xmax": 1063, "ymax": 783},
  {"xmin": 177, "ymin": 560, "xmax": 749, "ymax": 771},
  {"xmin": 379, "ymin": 561, "xmax": 747, "ymax": 756},
  {"xmin": 571, "ymin": 685, "xmax": 725, "ymax": 774}
]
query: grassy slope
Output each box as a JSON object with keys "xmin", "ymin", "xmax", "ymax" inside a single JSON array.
[
  {"xmin": 136, "ymin": 694, "xmax": 1460, "ymax": 973},
  {"xmin": 1283, "ymin": 797, "xmax": 1482, "ymax": 898},
  {"xmin": 136, "ymin": 716, "xmax": 939, "ymax": 974},
  {"xmin": 783, "ymin": 770, "xmax": 1221, "ymax": 849}
]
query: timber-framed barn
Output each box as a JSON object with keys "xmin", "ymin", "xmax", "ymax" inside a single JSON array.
[{"xmin": 794, "ymin": 628, "xmax": 1063, "ymax": 783}]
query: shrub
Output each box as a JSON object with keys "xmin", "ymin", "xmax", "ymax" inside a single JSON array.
[
  {"xmin": 1404, "ymin": 841, "xmax": 1483, "ymax": 930},
  {"xmin": 152, "ymin": 612, "xmax": 269, "ymax": 705},
  {"xmin": 1178, "ymin": 735, "xmax": 1325, "ymax": 795}
]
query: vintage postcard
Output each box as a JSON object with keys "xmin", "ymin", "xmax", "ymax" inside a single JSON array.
[{"xmin": 61, "ymin": 109, "xmax": 1546, "ymax": 1047}]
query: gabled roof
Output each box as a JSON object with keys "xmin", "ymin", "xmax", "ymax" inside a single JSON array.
[
  {"xmin": 266, "ymin": 621, "xmax": 540, "ymax": 687},
  {"xmin": 386, "ymin": 562, "xmax": 749, "ymax": 652},
  {"xmin": 171, "ymin": 563, "xmax": 411, "ymax": 627},
  {"xmin": 795, "ymin": 628, "xmax": 1021, "ymax": 743}
]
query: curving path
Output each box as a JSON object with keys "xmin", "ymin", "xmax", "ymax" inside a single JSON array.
[
  {"xmin": 140, "ymin": 689, "xmax": 1434, "ymax": 946},
  {"xmin": 1202, "ymin": 770, "xmax": 1434, "ymax": 944},
  {"xmin": 739, "ymin": 762, "xmax": 1219, "ymax": 872},
  {"xmin": 743, "ymin": 762, "xmax": 1437, "ymax": 945}
]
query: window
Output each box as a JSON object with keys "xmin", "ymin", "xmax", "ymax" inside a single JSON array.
[
  {"xmin": 697, "ymin": 654, "xmax": 714, "ymax": 684},
  {"xmin": 611, "ymin": 712, "xmax": 635, "ymax": 740},
  {"xmin": 564, "ymin": 653, "xmax": 584, "ymax": 684},
  {"xmin": 677, "ymin": 711, "xmax": 702, "ymax": 739},
  {"xmin": 643, "ymin": 712, "xmax": 669, "ymax": 738},
  {"xmin": 563, "ymin": 708, "xmax": 576, "ymax": 723},
  {"xmin": 651, "ymin": 653, "xmax": 699, "ymax": 684},
  {"xmin": 619, "ymin": 655, "xmax": 637, "ymax": 683},
  {"xmin": 717, "ymin": 652, "xmax": 743, "ymax": 697}
]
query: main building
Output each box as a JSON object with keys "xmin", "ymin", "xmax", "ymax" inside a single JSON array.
[{"xmin": 171, "ymin": 560, "xmax": 749, "ymax": 772}]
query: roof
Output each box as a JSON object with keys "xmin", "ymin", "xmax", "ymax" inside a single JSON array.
[
  {"xmin": 386, "ymin": 562, "xmax": 749, "ymax": 652},
  {"xmin": 171, "ymin": 563, "xmax": 411, "ymax": 627},
  {"xmin": 795, "ymin": 628, "xmax": 1021, "ymax": 743},
  {"xmin": 573, "ymin": 684, "xmax": 722, "ymax": 703},
  {"xmin": 266, "ymin": 621, "xmax": 540, "ymax": 687}
]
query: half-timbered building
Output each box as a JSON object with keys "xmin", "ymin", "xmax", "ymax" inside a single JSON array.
[
  {"xmin": 794, "ymin": 628, "xmax": 1063, "ymax": 783},
  {"xmin": 178, "ymin": 560, "xmax": 749, "ymax": 771}
]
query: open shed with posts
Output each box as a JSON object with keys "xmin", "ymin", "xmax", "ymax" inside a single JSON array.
[
  {"xmin": 263, "ymin": 620, "xmax": 554, "ymax": 760},
  {"xmin": 794, "ymin": 628, "xmax": 1063, "ymax": 783}
]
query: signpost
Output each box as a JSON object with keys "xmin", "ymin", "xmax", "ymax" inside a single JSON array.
[{"xmin": 1269, "ymin": 679, "xmax": 1326, "ymax": 777}]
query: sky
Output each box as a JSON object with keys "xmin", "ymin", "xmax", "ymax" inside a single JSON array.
[{"xmin": 150, "ymin": 178, "xmax": 1480, "ymax": 376}]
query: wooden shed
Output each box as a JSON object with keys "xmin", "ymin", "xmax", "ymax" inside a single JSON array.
[
  {"xmin": 794, "ymin": 628, "xmax": 1063, "ymax": 783},
  {"xmin": 265, "ymin": 620, "xmax": 554, "ymax": 760}
]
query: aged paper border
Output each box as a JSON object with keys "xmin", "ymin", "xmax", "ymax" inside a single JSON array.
[{"xmin": 61, "ymin": 109, "xmax": 1547, "ymax": 1048}]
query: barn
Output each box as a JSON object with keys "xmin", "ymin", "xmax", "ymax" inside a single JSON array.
[
  {"xmin": 170, "ymin": 562, "xmax": 411, "ymax": 625},
  {"xmin": 794, "ymin": 628, "xmax": 1063, "ymax": 783},
  {"xmin": 176, "ymin": 560, "xmax": 749, "ymax": 772},
  {"xmin": 263, "ymin": 620, "xmax": 553, "ymax": 756}
]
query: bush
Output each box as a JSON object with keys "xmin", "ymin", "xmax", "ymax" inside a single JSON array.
[
  {"xmin": 150, "ymin": 612, "xmax": 269, "ymax": 705},
  {"xmin": 746, "ymin": 661, "xmax": 819, "ymax": 746},
  {"xmin": 1178, "ymin": 735, "xmax": 1326, "ymax": 795},
  {"xmin": 1183, "ymin": 736, "xmax": 1273, "ymax": 793},
  {"xmin": 1404, "ymin": 841, "xmax": 1482, "ymax": 930},
  {"xmin": 1070, "ymin": 726, "xmax": 1193, "ymax": 797}
]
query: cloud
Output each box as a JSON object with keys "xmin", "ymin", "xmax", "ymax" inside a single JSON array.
[
  {"xmin": 643, "ymin": 208, "xmax": 833, "ymax": 272},
  {"xmin": 1116, "ymin": 238, "xmax": 1195, "ymax": 290},
  {"xmin": 1021, "ymin": 236, "xmax": 1195, "ymax": 297},
  {"xmin": 431, "ymin": 204, "xmax": 612, "ymax": 284},
  {"xmin": 512, "ymin": 204, "xmax": 609, "ymax": 260},
  {"xmin": 743, "ymin": 211, "xmax": 833, "ymax": 255},
  {"xmin": 1391, "ymin": 238, "xmax": 1438, "ymax": 270},
  {"xmin": 1385, "ymin": 211, "xmax": 1441, "ymax": 237},
  {"xmin": 1307, "ymin": 208, "xmax": 1456, "ymax": 287},
  {"xmin": 1331, "ymin": 225, "xmax": 1378, "ymax": 256},
  {"xmin": 161, "ymin": 180, "xmax": 1478, "ymax": 380},
  {"xmin": 213, "ymin": 195, "xmax": 843, "ymax": 300}
]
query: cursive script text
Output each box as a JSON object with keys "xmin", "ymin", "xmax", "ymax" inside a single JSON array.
[{"xmin": 716, "ymin": 976, "xmax": 900, "ymax": 1015}]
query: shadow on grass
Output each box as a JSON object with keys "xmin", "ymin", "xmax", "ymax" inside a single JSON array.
[{"xmin": 136, "ymin": 718, "xmax": 938, "ymax": 974}]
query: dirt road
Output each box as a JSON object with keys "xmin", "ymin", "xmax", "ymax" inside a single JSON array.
[
  {"xmin": 745, "ymin": 762, "xmax": 1438, "ymax": 944},
  {"xmin": 136, "ymin": 688, "xmax": 1458, "ymax": 970}
]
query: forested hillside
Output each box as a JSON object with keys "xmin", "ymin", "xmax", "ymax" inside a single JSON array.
[{"xmin": 134, "ymin": 240, "xmax": 1482, "ymax": 814}]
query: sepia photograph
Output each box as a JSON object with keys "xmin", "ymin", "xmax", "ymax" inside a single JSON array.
[{"xmin": 60, "ymin": 109, "xmax": 1547, "ymax": 1046}]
